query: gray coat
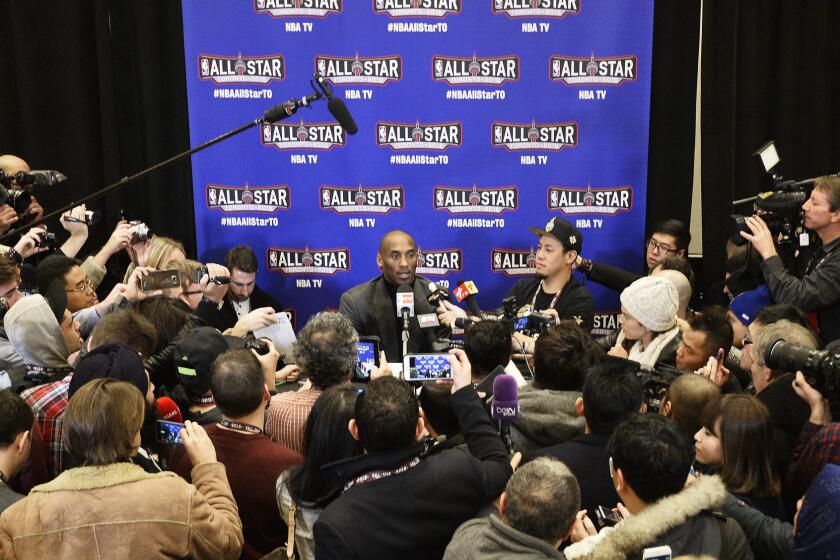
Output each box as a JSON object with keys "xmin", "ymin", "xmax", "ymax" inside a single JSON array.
[{"xmin": 444, "ymin": 514, "xmax": 564, "ymax": 560}]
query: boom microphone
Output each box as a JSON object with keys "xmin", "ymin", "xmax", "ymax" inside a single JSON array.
[
  {"xmin": 262, "ymin": 94, "xmax": 321, "ymax": 123},
  {"xmin": 453, "ymin": 280, "xmax": 483, "ymax": 318},
  {"xmin": 491, "ymin": 374, "xmax": 519, "ymax": 454},
  {"xmin": 313, "ymin": 73, "xmax": 358, "ymax": 135}
]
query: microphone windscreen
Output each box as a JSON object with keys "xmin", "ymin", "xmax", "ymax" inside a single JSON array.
[
  {"xmin": 491, "ymin": 374, "xmax": 520, "ymax": 421},
  {"xmin": 156, "ymin": 396, "xmax": 183, "ymax": 423},
  {"xmin": 328, "ymin": 97, "xmax": 358, "ymax": 135}
]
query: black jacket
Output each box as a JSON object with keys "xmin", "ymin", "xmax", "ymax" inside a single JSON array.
[
  {"xmin": 531, "ymin": 433, "xmax": 619, "ymax": 516},
  {"xmin": 503, "ymin": 275, "xmax": 594, "ymax": 333},
  {"xmin": 583, "ymin": 260, "xmax": 642, "ymax": 294},
  {"xmin": 211, "ymin": 285, "xmax": 282, "ymax": 332},
  {"xmin": 338, "ymin": 275, "xmax": 450, "ymax": 362},
  {"xmin": 314, "ymin": 387, "xmax": 512, "ymax": 560}
]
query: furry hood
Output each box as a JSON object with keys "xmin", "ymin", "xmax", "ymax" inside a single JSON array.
[{"xmin": 580, "ymin": 475, "xmax": 727, "ymax": 560}]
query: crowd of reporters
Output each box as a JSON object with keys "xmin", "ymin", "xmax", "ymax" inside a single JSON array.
[{"xmin": 0, "ymin": 154, "xmax": 836, "ymax": 559}]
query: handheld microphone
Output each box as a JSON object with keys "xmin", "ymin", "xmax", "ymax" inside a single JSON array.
[
  {"xmin": 427, "ymin": 281, "xmax": 450, "ymax": 307},
  {"xmin": 453, "ymin": 280, "xmax": 483, "ymax": 318},
  {"xmin": 396, "ymin": 284, "xmax": 415, "ymax": 331},
  {"xmin": 453, "ymin": 317, "xmax": 473, "ymax": 329},
  {"xmin": 314, "ymin": 73, "xmax": 359, "ymax": 135},
  {"xmin": 491, "ymin": 374, "xmax": 519, "ymax": 454},
  {"xmin": 156, "ymin": 396, "xmax": 183, "ymax": 423},
  {"xmin": 262, "ymin": 93, "xmax": 321, "ymax": 123},
  {"xmin": 14, "ymin": 170, "xmax": 68, "ymax": 188}
]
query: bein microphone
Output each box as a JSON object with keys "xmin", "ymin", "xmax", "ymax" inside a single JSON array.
[
  {"xmin": 396, "ymin": 284, "xmax": 414, "ymax": 331},
  {"xmin": 15, "ymin": 170, "xmax": 68, "ymax": 188},
  {"xmin": 314, "ymin": 73, "xmax": 358, "ymax": 135},
  {"xmin": 453, "ymin": 280, "xmax": 483, "ymax": 318},
  {"xmin": 491, "ymin": 374, "xmax": 519, "ymax": 454},
  {"xmin": 156, "ymin": 396, "xmax": 183, "ymax": 423}
]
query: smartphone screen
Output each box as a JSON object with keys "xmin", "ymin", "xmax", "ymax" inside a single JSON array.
[
  {"xmin": 141, "ymin": 269, "xmax": 181, "ymax": 292},
  {"xmin": 403, "ymin": 353, "xmax": 453, "ymax": 381},
  {"xmin": 156, "ymin": 419, "xmax": 184, "ymax": 445},
  {"xmin": 354, "ymin": 339, "xmax": 379, "ymax": 381}
]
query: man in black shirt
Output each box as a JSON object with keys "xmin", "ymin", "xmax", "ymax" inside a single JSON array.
[{"xmin": 438, "ymin": 217, "xmax": 594, "ymax": 353}]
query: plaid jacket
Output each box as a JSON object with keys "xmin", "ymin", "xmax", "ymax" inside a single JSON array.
[
  {"xmin": 787, "ymin": 421, "xmax": 840, "ymax": 499},
  {"xmin": 21, "ymin": 375, "xmax": 72, "ymax": 480},
  {"xmin": 265, "ymin": 388, "xmax": 323, "ymax": 455}
]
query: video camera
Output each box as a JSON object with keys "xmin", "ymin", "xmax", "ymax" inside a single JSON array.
[
  {"xmin": 626, "ymin": 359, "xmax": 683, "ymax": 414},
  {"xmin": 513, "ymin": 311, "xmax": 556, "ymax": 336},
  {"xmin": 765, "ymin": 339, "xmax": 840, "ymax": 396}
]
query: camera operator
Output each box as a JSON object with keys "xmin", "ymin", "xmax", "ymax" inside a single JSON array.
[
  {"xmin": 741, "ymin": 176, "xmax": 840, "ymax": 343},
  {"xmin": 0, "ymin": 155, "xmax": 45, "ymax": 234}
]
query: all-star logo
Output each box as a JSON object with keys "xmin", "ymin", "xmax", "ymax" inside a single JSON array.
[
  {"xmin": 433, "ymin": 184, "xmax": 518, "ymax": 214},
  {"xmin": 261, "ymin": 120, "xmax": 346, "ymax": 151},
  {"xmin": 373, "ymin": 0, "xmax": 461, "ymax": 18},
  {"xmin": 433, "ymin": 53, "xmax": 520, "ymax": 86},
  {"xmin": 591, "ymin": 311, "xmax": 621, "ymax": 337},
  {"xmin": 492, "ymin": 119, "xmax": 577, "ymax": 152},
  {"xmin": 492, "ymin": 0, "xmax": 580, "ymax": 18},
  {"xmin": 198, "ymin": 53, "xmax": 285, "ymax": 85},
  {"xmin": 550, "ymin": 53, "xmax": 637, "ymax": 86},
  {"xmin": 315, "ymin": 53, "xmax": 402, "ymax": 85},
  {"xmin": 206, "ymin": 183, "xmax": 290, "ymax": 213},
  {"xmin": 547, "ymin": 184, "xmax": 633, "ymax": 215},
  {"xmin": 415, "ymin": 248, "xmax": 463, "ymax": 276},
  {"xmin": 320, "ymin": 184, "xmax": 404, "ymax": 214},
  {"xmin": 254, "ymin": 0, "xmax": 342, "ymax": 17},
  {"xmin": 491, "ymin": 248, "xmax": 537, "ymax": 277},
  {"xmin": 376, "ymin": 119, "xmax": 461, "ymax": 151},
  {"xmin": 266, "ymin": 246, "xmax": 350, "ymax": 275}
]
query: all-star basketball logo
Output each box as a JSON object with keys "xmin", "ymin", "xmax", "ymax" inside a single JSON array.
[
  {"xmin": 373, "ymin": 0, "xmax": 461, "ymax": 18},
  {"xmin": 492, "ymin": 0, "xmax": 580, "ymax": 18},
  {"xmin": 550, "ymin": 53, "xmax": 637, "ymax": 86},
  {"xmin": 492, "ymin": 119, "xmax": 577, "ymax": 152},
  {"xmin": 315, "ymin": 53, "xmax": 402, "ymax": 86},
  {"xmin": 433, "ymin": 184, "xmax": 518, "ymax": 214},
  {"xmin": 376, "ymin": 120, "xmax": 461, "ymax": 151},
  {"xmin": 591, "ymin": 311, "xmax": 621, "ymax": 337},
  {"xmin": 206, "ymin": 184, "xmax": 290, "ymax": 213},
  {"xmin": 320, "ymin": 184, "xmax": 404, "ymax": 214},
  {"xmin": 198, "ymin": 53, "xmax": 284, "ymax": 85},
  {"xmin": 266, "ymin": 246, "xmax": 350, "ymax": 275},
  {"xmin": 415, "ymin": 248, "xmax": 463, "ymax": 276},
  {"xmin": 547, "ymin": 184, "xmax": 633, "ymax": 215},
  {"xmin": 254, "ymin": 0, "xmax": 342, "ymax": 17},
  {"xmin": 261, "ymin": 120, "xmax": 346, "ymax": 151},
  {"xmin": 433, "ymin": 54, "xmax": 519, "ymax": 86},
  {"xmin": 491, "ymin": 248, "xmax": 537, "ymax": 277}
]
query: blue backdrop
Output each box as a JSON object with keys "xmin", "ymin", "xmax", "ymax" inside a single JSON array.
[{"xmin": 181, "ymin": 0, "xmax": 654, "ymax": 334}]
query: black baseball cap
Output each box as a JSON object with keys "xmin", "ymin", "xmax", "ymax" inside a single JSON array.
[
  {"xmin": 173, "ymin": 327, "xmax": 230, "ymax": 397},
  {"xmin": 529, "ymin": 217, "xmax": 583, "ymax": 253}
]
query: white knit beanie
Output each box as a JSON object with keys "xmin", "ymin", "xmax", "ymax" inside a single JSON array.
[{"xmin": 619, "ymin": 276, "xmax": 679, "ymax": 332}]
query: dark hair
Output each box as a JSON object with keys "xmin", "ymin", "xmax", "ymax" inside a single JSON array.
[
  {"xmin": 662, "ymin": 374, "xmax": 720, "ymax": 438},
  {"xmin": 658, "ymin": 255, "xmax": 696, "ymax": 291},
  {"xmin": 210, "ymin": 348, "xmax": 265, "ymax": 418},
  {"xmin": 464, "ymin": 320, "xmax": 512, "ymax": 380},
  {"xmin": 608, "ymin": 414, "xmax": 693, "ymax": 503},
  {"xmin": 651, "ymin": 219, "xmax": 691, "ymax": 252},
  {"xmin": 355, "ymin": 377, "xmax": 418, "ymax": 453},
  {"xmin": 504, "ymin": 458, "xmax": 580, "ymax": 543},
  {"xmin": 137, "ymin": 296, "xmax": 192, "ymax": 353},
  {"xmin": 0, "ymin": 254, "xmax": 18, "ymax": 286},
  {"xmin": 36, "ymin": 254, "xmax": 81, "ymax": 295},
  {"xmin": 285, "ymin": 385, "xmax": 361, "ymax": 505},
  {"xmin": 725, "ymin": 251, "xmax": 748, "ymax": 274},
  {"xmin": 419, "ymin": 383, "xmax": 459, "ymax": 437},
  {"xmin": 755, "ymin": 304, "xmax": 812, "ymax": 331},
  {"xmin": 687, "ymin": 306, "xmax": 733, "ymax": 358},
  {"xmin": 225, "ymin": 245, "xmax": 258, "ymax": 274},
  {"xmin": 700, "ymin": 394, "xmax": 780, "ymax": 498},
  {"xmin": 582, "ymin": 358, "xmax": 643, "ymax": 436},
  {"xmin": 64, "ymin": 378, "xmax": 145, "ymax": 466},
  {"xmin": 295, "ymin": 312, "xmax": 358, "ymax": 389},
  {"xmin": 0, "ymin": 390, "xmax": 33, "ymax": 446},
  {"xmin": 533, "ymin": 320, "xmax": 600, "ymax": 391},
  {"xmin": 89, "ymin": 310, "xmax": 157, "ymax": 357}
]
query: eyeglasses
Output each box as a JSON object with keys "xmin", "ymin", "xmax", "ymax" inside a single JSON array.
[
  {"xmin": 646, "ymin": 238, "xmax": 678, "ymax": 255},
  {"xmin": 65, "ymin": 278, "xmax": 93, "ymax": 293}
]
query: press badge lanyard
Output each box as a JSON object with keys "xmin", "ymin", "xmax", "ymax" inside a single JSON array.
[
  {"xmin": 521, "ymin": 280, "xmax": 561, "ymax": 316},
  {"xmin": 219, "ymin": 418, "xmax": 263, "ymax": 434}
]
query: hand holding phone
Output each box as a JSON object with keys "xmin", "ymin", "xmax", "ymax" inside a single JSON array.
[
  {"xmin": 156, "ymin": 419, "xmax": 185, "ymax": 445},
  {"xmin": 402, "ymin": 353, "xmax": 453, "ymax": 382}
]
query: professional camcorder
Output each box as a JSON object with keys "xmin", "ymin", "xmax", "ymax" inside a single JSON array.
[
  {"xmin": 513, "ymin": 311, "xmax": 556, "ymax": 336},
  {"xmin": 624, "ymin": 359, "xmax": 683, "ymax": 414},
  {"xmin": 764, "ymin": 339, "xmax": 840, "ymax": 395}
]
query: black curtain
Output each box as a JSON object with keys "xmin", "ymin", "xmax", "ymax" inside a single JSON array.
[
  {"xmin": 701, "ymin": 1, "xmax": 840, "ymax": 286},
  {"xmin": 0, "ymin": 0, "xmax": 195, "ymax": 280}
]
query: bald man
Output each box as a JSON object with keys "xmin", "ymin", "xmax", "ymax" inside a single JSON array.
[
  {"xmin": 338, "ymin": 230, "xmax": 449, "ymax": 361},
  {"xmin": 652, "ymin": 268, "xmax": 692, "ymax": 319},
  {"xmin": 0, "ymin": 155, "xmax": 45, "ymax": 234}
]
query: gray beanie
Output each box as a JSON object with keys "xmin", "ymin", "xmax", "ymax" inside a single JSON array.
[{"xmin": 620, "ymin": 276, "xmax": 678, "ymax": 332}]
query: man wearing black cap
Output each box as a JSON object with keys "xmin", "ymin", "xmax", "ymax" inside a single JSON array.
[
  {"xmin": 172, "ymin": 327, "xmax": 230, "ymax": 426},
  {"xmin": 438, "ymin": 217, "xmax": 594, "ymax": 350}
]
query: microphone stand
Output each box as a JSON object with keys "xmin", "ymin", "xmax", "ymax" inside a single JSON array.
[{"xmin": 0, "ymin": 77, "xmax": 330, "ymax": 244}]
